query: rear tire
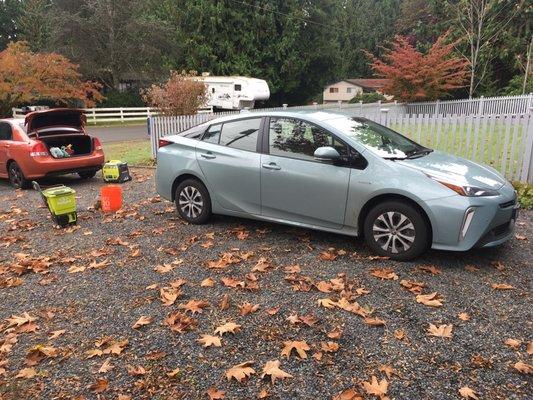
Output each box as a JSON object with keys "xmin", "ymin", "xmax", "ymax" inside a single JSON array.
[
  {"xmin": 8, "ymin": 161, "xmax": 30, "ymax": 189},
  {"xmin": 175, "ymin": 179, "xmax": 212, "ymax": 224},
  {"xmin": 363, "ymin": 201, "xmax": 430, "ymax": 261},
  {"xmin": 78, "ymin": 170, "xmax": 97, "ymax": 180}
]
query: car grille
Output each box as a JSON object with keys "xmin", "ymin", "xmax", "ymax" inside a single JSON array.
[{"xmin": 492, "ymin": 222, "xmax": 511, "ymax": 237}]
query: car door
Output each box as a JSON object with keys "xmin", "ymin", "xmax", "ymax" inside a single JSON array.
[
  {"xmin": 260, "ymin": 117, "xmax": 351, "ymax": 229},
  {"xmin": 0, "ymin": 122, "xmax": 13, "ymax": 176},
  {"xmin": 195, "ymin": 117, "xmax": 263, "ymax": 214}
]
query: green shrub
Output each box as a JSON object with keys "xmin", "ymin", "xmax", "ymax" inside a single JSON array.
[
  {"xmin": 97, "ymin": 89, "xmax": 145, "ymax": 108},
  {"xmin": 513, "ymin": 182, "xmax": 533, "ymax": 210},
  {"xmin": 348, "ymin": 92, "xmax": 387, "ymax": 104}
]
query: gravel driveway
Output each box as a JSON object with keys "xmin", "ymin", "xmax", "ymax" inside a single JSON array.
[{"xmin": 0, "ymin": 169, "xmax": 531, "ymax": 400}]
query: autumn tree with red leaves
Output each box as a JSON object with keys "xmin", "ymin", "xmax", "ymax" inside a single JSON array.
[
  {"xmin": 0, "ymin": 42, "xmax": 103, "ymax": 117},
  {"xmin": 143, "ymin": 71, "xmax": 208, "ymax": 116},
  {"xmin": 367, "ymin": 34, "xmax": 469, "ymax": 102}
]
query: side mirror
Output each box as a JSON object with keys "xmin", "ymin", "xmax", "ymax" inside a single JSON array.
[{"xmin": 314, "ymin": 146, "xmax": 341, "ymax": 162}]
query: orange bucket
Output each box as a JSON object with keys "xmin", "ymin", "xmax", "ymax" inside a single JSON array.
[{"xmin": 100, "ymin": 185, "xmax": 122, "ymax": 212}]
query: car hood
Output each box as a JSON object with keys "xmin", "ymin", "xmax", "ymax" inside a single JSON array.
[
  {"xmin": 398, "ymin": 150, "xmax": 506, "ymax": 189},
  {"xmin": 25, "ymin": 109, "xmax": 86, "ymax": 135}
]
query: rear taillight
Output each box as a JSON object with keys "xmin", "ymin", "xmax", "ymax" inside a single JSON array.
[
  {"xmin": 30, "ymin": 142, "xmax": 49, "ymax": 157},
  {"xmin": 93, "ymin": 137, "xmax": 103, "ymax": 151},
  {"xmin": 158, "ymin": 139, "xmax": 172, "ymax": 148}
]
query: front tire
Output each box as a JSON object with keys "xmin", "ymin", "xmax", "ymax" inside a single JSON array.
[
  {"xmin": 175, "ymin": 179, "xmax": 212, "ymax": 224},
  {"xmin": 363, "ymin": 201, "xmax": 430, "ymax": 261},
  {"xmin": 8, "ymin": 161, "xmax": 30, "ymax": 189}
]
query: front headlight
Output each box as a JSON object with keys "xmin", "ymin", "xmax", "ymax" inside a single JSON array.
[{"xmin": 427, "ymin": 174, "xmax": 499, "ymax": 197}]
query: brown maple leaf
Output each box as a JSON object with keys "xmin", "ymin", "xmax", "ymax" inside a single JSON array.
[
  {"xmin": 165, "ymin": 312, "xmax": 197, "ymax": 333},
  {"xmin": 214, "ymin": 322, "xmax": 241, "ymax": 336},
  {"xmin": 207, "ymin": 387, "xmax": 225, "ymax": 399},
  {"xmin": 160, "ymin": 287, "xmax": 181, "ymax": 306},
  {"xmin": 428, "ymin": 324, "xmax": 453, "ymax": 338},
  {"xmin": 362, "ymin": 375, "xmax": 388, "ymax": 397},
  {"xmin": 332, "ymin": 388, "xmax": 363, "ymax": 400},
  {"xmin": 321, "ymin": 341, "xmax": 340, "ymax": 353},
  {"xmin": 370, "ymin": 268, "xmax": 398, "ymax": 280},
  {"xmin": 98, "ymin": 358, "xmax": 114, "ymax": 373},
  {"xmin": 198, "ymin": 334, "xmax": 222, "ymax": 348},
  {"xmin": 260, "ymin": 360, "xmax": 292, "ymax": 383},
  {"xmin": 281, "ymin": 341, "xmax": 310, "ymax": 359},
  {"xmin": 89, "ymin": 378, "xmax": 108, "ymax": 393},
  {"xmin": 16, "ymin": 367, "xmax": 36, "ymax": 379},
  {"xmin": 238, "ymin": 302, "xmax": 260, "ymax": 316},
  {"xmin": 225, "ymin": 361, "xmax": 255, "ymax": 382},
  {"xmin": 491, "ymin": 283, "xmax": 514, "ymax": 290},
  {"xmin": 416, "ymin": 292, "xmax": 444, "ymax": 307},
  {"xmin": 459, "ymin": 386, "xmax": 479, "ymax": 399},
  {"xmin": 513, "ymin": 361, "xmax": 532, "ymax": 374},
  {"xmin": 132, "ymin": 316, "xmax": 152, "ymax": 329},
  {"xmin": 178, "ymin": 300, "xmax": 210, "ymax": 314}
]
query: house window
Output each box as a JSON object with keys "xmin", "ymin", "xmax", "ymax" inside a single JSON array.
[
  {"xmin": 347, "ymin": 87, "xmax": 353, "ymax": 93},
  {"xmin": 234, "ymin": 84, "xmax": 242, "ymax": 91},
  {"xmin": 211, "ymin": 87, "xmax": 215, "ymax": 93},
  {"xmin": 329, "ymin": 87, "xmax": 339, "ymax": 93}
]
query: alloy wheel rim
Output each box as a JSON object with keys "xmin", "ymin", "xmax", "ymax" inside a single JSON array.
[
  {"xmin": 178, "ymin": 186, "xmax": 203, "ymax": 219},
  {"xmin": 372, "ymin": 211, "xmax": 416, "ymax": 254}
]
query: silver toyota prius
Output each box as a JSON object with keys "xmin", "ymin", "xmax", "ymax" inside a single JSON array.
[{"xmin": 156, "ymin": 111, "xmax": 518, "ymax": 260}]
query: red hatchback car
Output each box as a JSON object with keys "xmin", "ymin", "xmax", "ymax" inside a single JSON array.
[{"xmin": 0, "ymin": 109, "xmax": 105, "ymax": 188}]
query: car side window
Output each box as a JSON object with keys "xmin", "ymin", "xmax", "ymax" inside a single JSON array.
[
  {"xmin": 0, "ymin": 122, "xmax": 13, "ymax": 141},
  {"xmin": 269, "ymin": 117, "xmax": 349, "ymax": 162},
  {"xmin": 219, "ymin": 118, "xmax": 261, "ymax": 152},
  {"xmin": 202, "ymin": 124, "xmax": 221, "ymax": 144},
  {"xmin": 179, "ymin": 124, "xmax": 206, "ymax": 139}
]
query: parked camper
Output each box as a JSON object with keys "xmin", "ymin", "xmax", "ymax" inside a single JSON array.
[{"xmin": 196, "ymin": 76, "xmax": 270, "ymax": 110}]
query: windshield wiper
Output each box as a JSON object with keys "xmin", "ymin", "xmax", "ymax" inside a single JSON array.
[
  {"xmin": 405, "ymin": 148, "xmax": 434, "ymax": 159},
  {"xmin": 383, "ymin": 156, "xmax": 407, "ymax": 161}
]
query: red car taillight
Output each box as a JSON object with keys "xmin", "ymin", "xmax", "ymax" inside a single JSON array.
[
  {"xmin": 93, "ymin": 137, "xmax": 103, "ymax": 151},
  {"xmin": 30, "ymin": 142, "xmax": 49, "ymax": 158},
  {"xmin": 158, "ymin": 139, "xmax": 172, "ymax": 148}
]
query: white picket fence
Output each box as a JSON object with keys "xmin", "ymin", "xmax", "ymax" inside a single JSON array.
[{"xmin": 149, "ymin": 110, "xmax": 533, "ymax": 183}]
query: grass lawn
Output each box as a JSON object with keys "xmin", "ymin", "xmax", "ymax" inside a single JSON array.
[{"xmin": 102, "ymin": 139, "xmax": 154, "ymax": 166}]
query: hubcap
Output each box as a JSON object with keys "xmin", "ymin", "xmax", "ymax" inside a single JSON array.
[
  {"xmin": 178, "ymin": 186, "xmax": 203, "ymax": 219},
  {"xmin": 373, "ymin": 211, "xmax": 416, "ymax": 254}
]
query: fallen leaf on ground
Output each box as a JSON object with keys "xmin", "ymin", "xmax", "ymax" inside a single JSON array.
[
  {"xmin": 364, "ymin": 317, "xmax": 385, "ymax": 326},
  {"xmin": 16, "ymin": 367, "xmax": 36, "ymax": 379},
  {"xmin": 428, "ymin": 324, "xmax": 453, "ymax": 338},
  {"xmin": 416, "ymin": 292, "xmax": 444, "ymax": 307},
  {"xmin": 49, "ymin": 329, "xmax": 66, "ymax": 339},
  {"xmin": 198, "ymin": 334, "xmax": 222, "ymax": 347},
  {"xmin": 178, "ymin": 300, "xmax": 210, "ymax": 314},
  {"xmin": 281, "ymin": 341, "xmax": 310, "ymax": 359},
  {"xmin": 207, "ymin": 387, "xmax": 225, "ymax": 399},
  {"xmin": 201, "ymin": 277, "xmax": 216, "ymax": 287},
  {"xmin": 238, "ymin": 302, "xmax": 260, "ymax": 316},
  {"xmin": 98, "ymin": 358, "xmax": 114, "ymax": 373},
  {"xmin": 225, "ymin": 361, "xmax": 255, "ymax": 382},
  {"xmin": 370, "ymin": 268, "xmax": 398, "ymax": 280},
  {"xmin": 491, "ymin": 283, "xmax": 514, "ymax": 290},
  {"xmin": 459, "ymin": 386, "xmax": 479, "ymax": 399},
  {"xmin": 458, "ymin": 313, "xmax": 470, "ymax": 321},
  {"xmin": 261, "ymin": 360, "xmax": 292, "ymax": 383},
  {"xmin": 321, "ymin": 341, "xmax": 339, "ymax": 353},
  {"xmin": 215, "ymin": 322, "xmax": 241, "ymax": 336},
  {"xmin": 89, "ymin": 378, "xmax": 108, "ymax": 393},
  {"xmin": 332, "ymin": 388, "xmax": 364, "ymax": 400},
  {"xmin": 167, "ymin": 367, "xmax": 181, "ymax": 378},
  {"xmin": 132, "ymin": 316, "xmax": 152, "ymax": 329},
  {"xmin": 126, "ymin": 365, "xmax": 146, "ymax": 376},
  {"xmin": 362, "ymin": 375, "xmax": 388, "ymax": 397},
  {"xmin": 513, "ymin": 361, "xmax": 532, "ymax": 374},
  {"xmin": 504, "ymin": 338, "xmax": 521, "ymax": 349}
]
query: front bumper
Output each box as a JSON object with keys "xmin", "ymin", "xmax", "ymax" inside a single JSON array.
[{"xmin": 426, "ymin": 182, "xmax": 518, "ymax": 251}]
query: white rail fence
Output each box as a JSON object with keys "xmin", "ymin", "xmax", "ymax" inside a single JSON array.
[
  {"xmin": 150, "ymin": 111, "xmax": 533, "ymax": 183},
  {"xmin": 12, "ymin": 107, "xmax": 160, "ymax": 123}
]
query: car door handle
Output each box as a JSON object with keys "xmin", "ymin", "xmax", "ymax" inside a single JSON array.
[
  {"xmin": 200, "ymin": 152, "xmax": 216, "ymax": 159},
  {"xmin": 262, "ymin": 163, "xmax": 281, "ymax": 170}
]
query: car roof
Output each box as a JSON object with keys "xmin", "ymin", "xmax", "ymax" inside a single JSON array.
[{"xmin": 205, "ymin": 109, "xmax": 358, "ymax": 125}]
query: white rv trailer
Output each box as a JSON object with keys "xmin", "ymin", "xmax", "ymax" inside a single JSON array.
[{"xmin": 195, "ymin": 76, "xmax": 270, "ymax": 110}]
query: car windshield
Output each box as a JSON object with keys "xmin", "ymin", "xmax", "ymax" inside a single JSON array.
[{"xmin": 326, "ymin": 117, "xmax": 427, "ymax": 159}]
